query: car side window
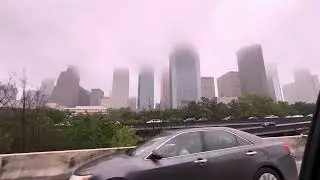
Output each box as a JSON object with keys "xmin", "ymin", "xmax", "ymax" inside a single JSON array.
[
  {"xmin": 156, "ymin": 132, "xmax": 202, "ymax": 158},
  {"xmin": 203, "ymin": 130, "xmax": 246, "ymax": 151},
  {"xmin": 235, "ymin": 135, "xmax": 251, "ymax": 146}
]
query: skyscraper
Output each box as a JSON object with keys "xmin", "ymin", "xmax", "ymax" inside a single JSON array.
[
  {"xmin": 170, "ymin": 45, "xmax": 201, "ymax": 108},
  {"xmin": 217, "ymin": 71, "xmax": 242, "ymax": 97},
  {"xmin": 237, "ymin": 44, "xmax": 269, "ymax": 97},
  {"xmin": 160, "ymin": 69, "xmax": 171, "ymax": 109},
  {"xmin": 201, "ymin": 77, "xmax": 215, "ymax": 99},
  {"xmin": 111, "ymin": 68, "xmax": 129, "ymax": 108},
  {"xmin": 90, "ymin": 89, "xmax": 104, "ymax": 106},
  {"xmin": 312, "ymin": 75, "xmax": 320, "ymax": 95},
  {"xmin": 100, "ymin": 96, "xmax": 111, "ymax": 108},
  {"xmin": 265, "ymin": 63, "xmax": 283, "ymax": 101},
  {"xmin": 50, "ymin": 66, "xmax": 80, "ymax": 107},
  {"xmin": 40, "ymin": 78, "xmax": 55, "ymax": 98},
  {"xmin": 294, "ymin": 69, "xmax": 318, "ymax": 103},
  {"xmin": 128, "ymin": 97, "xmax": 137, "ymax": 111},
  {"xmin": 138, "ymin": 67, "xmax": 154, "ymax": 110},
  {"xmin": 283, "ymin": 83, "xmax": 297, "ymax": 104},
  {"xmin": 77, "ymin": 88, "xmax": 90, "ymax": 106}
]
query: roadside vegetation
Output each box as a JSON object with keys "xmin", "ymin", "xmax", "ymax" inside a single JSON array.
[{"xmin": 0, "ymin": 94, "xmax": 315, "ymax": 154}]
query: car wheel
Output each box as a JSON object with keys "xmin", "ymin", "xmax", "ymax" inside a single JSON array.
[{"xmin": 254, "ymin": 168, "xmax": 282, "ymax": 180}]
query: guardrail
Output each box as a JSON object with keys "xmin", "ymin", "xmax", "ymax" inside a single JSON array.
[{"xmin": 243, "ymin": 121, "xmax": 311, "ymax": 136}]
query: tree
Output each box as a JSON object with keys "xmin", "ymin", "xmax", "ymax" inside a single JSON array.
[{"xmin": 292, "ymin": 102, "xmax": 316, "ymax": 116}]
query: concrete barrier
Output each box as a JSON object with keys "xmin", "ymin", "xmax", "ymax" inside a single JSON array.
[
  {"xmin": 0, "ymin": 147, "xmax": 134, "ymax": 180},
  {"xmin": 0, "ymin": 136, "xmax": 307, "ymax": 180}
]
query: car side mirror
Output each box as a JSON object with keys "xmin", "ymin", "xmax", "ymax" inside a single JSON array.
[{"xmin": 149, "ymin": 151, "xmax": 163, "ymax": 161}]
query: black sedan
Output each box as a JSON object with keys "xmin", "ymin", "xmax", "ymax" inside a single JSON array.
[{"xmin": 70, "ymin": 127, "xmax": 298, "ymax": 180}]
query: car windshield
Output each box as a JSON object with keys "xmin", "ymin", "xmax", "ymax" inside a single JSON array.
[{"xmin": 0, "ymin": 1, "xmax": 318, "ymax": 180}]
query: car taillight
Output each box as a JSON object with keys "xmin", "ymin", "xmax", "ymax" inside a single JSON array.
[{"xmin": 283, "ymin": 144, "xmax": 294, "ymax": 156}]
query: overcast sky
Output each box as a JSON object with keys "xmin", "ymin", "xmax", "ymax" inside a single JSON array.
[{"xmin": 1, "ymin": 0, "xmax": 319, "ymax": 102}]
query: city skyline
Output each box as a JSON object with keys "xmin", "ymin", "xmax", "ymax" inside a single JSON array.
[
  {"xmin": 12, "ymin": 45, "xmax": 320, "ymax": 106},
  {"xmin": 1, "ymin": 0, "xmax": 319, "ymax": 104}
]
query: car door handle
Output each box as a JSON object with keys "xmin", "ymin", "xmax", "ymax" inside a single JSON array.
[
  {"xmin": 246, "ymin": 151, "xmax": 257, "ymax": 156},
  {"xmin": 194, "ymin": 158, "xmax": 207, "ymax": 164}
]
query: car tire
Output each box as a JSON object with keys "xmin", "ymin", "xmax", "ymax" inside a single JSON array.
[{"xmin": 253, "ymin": 167, "xmax": 282, "ymax": 180}]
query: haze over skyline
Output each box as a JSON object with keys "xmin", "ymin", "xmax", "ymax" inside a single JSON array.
[{"xmin": 1, "ymin": 0, "xmax": 319, "ymax": 102}]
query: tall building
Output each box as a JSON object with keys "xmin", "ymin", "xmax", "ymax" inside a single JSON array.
[
  {"xmin": 138, "ymin": 67, "xmax": 154, "ymax": 110},
  {"xmin": 90, "ymin": 89, "xmax": 104, "ymax": 106},
  {"xmin": 40, "ymin": 78, "xmax": 55, "ymax": 98},
  {"xmin": 217, "ymin": 71, "xmax": 242, "ymax": 97},
  {"xmin": 160, "ymin": 70, "xmax": 171, "ymax": 109},
  {"xmin": 78, "ymin": 87, "xmax": 90, "ymax": 106},
  {"xmin": 170, "ymin": 45, "xmax": 201, "ymax": 108},
  {"xmin": 128, "ymin": 97, "xmax": 137, "ymax": 111},
  {"xmin": 201, "ymin": 77, "xmax": 215, "ymax": 99},
  {"xmin": 312, "ymin": 75, "xmax": 320, "ymax": 96},
  {"xmin": 294, "ymin": 69, "xmax": 318, "ymax": 103},
  {"xmin": 25, "ymin": 90, "xmax": 42, "ymax": 108},
  {"xmin": 50, "ymin": 66, "xmax": 80, "ymax": 107},
  {"xmin": 111, "ymin": 68, "xmax": 129, "ymax": 108},
  {"xmin": 237, "ymin": 44, "xmax": 270, "ymax": 97},
  {"xmin": 265, "ymin": 63, "xmax": 283, "ymax": 101},
  {"xmin": 283, "ymin": 83, "xmax": 297, "ymax": 104},
  {"xmin": 100, "ymin": 97, "xmax": 111, "ymax": 108}
]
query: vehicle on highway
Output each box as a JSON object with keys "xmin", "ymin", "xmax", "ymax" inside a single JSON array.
[
  {"xmin": 183, "ymin": 117, "xmax": 197, "ymax": 122},
  {"xmin": 285, "ymin": 115, "xmax": 304, "ymax": 118},
  {"xmin": 261, "ymin": 122, "xmax": 276, "ymax": 128},
  {"xmin": 197, "ymin": 117, "xmax": 208, "ymax": 122},
  {"xmin": 306, "ymin": 114, "xmax": 313, "ymax": 117},
  {"xmin": 70, "ymin": 127, "xmax": 298, "ymax": 180},
  {"xmin": 264, "ymin": 115, "xmax": 279, "ymax": 119},
  {"xmin": 248, "ymin": 116, "xmax": 258, "ymax": 120},
  {"xmin": 146, "ymin": 119, "xmax": 162, "ymax": 124},
  {"xmin": 291, "ymin": 115, "xmax": 304, "ymax": 118},
  {"xmin": 222, "ymin": 116, "xmax": 233, "ymax": 121}
]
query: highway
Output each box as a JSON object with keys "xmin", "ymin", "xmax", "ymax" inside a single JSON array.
[{"xmin": 136, "ymin": 119, "xmax": 311, "ymax": 138}]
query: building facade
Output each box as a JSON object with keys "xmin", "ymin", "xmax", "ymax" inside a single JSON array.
[
  {"xmin": 40, "ymin": 78, "xmax": 55, "ymax": 100},
  {"xmin": 294, "ymin": 69, "xmax": 318, "ymax": 103},
  {"xmin": 90, "ymin": 89, "xmax": 104, "ymax": 106},
  {"xmin": 50, "ymin": 66, "xmax": 80, "ymax": 107},
  {"xmin": 201, "ymin": 77, "xmax": 215, "ymax": 99},
  {"xmin": 282, "ymin": 83, "xmax": 298, "ymax": 104},
  {"xmin": 100, "ymin": 97, "xmax": 111, "ymax": 108},
  {"xmin": 312, "ymin": 75, "xmax": 320, "ymax": 95},
  {"xmin": 237, "ymin": 44, "xmax": 270, "ymax": 97},
  {"xmin": 128, "ymin": 97, "xmax": 137, "ymax": 111},
  {"xmin": 111, "ymin": 68, "xmax": 130, "ymax": 108},
  {"xmin": 217, "ymin": 71, "xmax": 242, "ymax": 97},
  {"xmin": 160, "ymin": 70, "xmax": 171, "ymax": 109},
  {"xmin": 266, "ymin": 63, "xmax": 283, "ymax": 101},
  {"xmin": 170, "ymin": 45, "xmax": 201, "ymax": 108},
  {"xmin": 138, "ymin": 67, "xmax": 154, "ymax": 110}
]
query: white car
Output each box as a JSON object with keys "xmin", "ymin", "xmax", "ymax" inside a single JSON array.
[
  {"xmin": 146, "ymin": 119, "xmax": 162, "ymax": 124},
  {"xmin": 307, "ymin": 114, "xmax": 313, "ymax": 117},
  {"xmin": 222, "ymin": 116, "xmax": 232, "ymax": 121},
  {"xmin": 291, "ymin": 115, "xmax": 304, "ymax": 118},
  {"xmin": 264, "ymin": 115, "xmax": 279, "ymax": 119},
  {"xmin": 248, "ymin": 116, "xmax": 258, "ymax": 120},
  {"xmin": 285, "ymin": 115, "xmax": 293, "ymax": 118}
]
